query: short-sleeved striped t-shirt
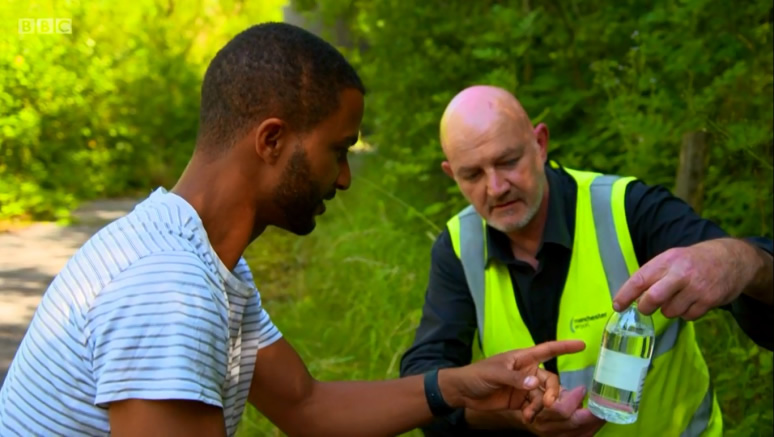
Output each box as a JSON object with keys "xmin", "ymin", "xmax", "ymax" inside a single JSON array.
[{"xmin": 0, "ymin": 188, "xmax": 282, "ymax": 436}]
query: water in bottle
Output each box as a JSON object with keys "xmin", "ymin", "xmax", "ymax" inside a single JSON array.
[{"xmin": 589, "ymin": 302, "xmax": 655, "ymax": 424}]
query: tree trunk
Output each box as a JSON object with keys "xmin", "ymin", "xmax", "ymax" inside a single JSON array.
[
  {"xmin": 283, "ymin": 3, "xmax": 355, "ymax": 49},
  {"xmin": 674, "ymin": 131, "xmax": 709, "ymax": 213}
]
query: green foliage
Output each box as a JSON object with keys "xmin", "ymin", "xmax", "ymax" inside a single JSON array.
[
  {"xmin": 307, "ymin": 0, "xmax": 772, "ymax": 236},
  {"xmin": 238, "ymin": 156, "xmax": 433, "ymax": 437},
  {"xmin": 695, "ymin": 310, "xmax": 774, "ymax": 436},
  {"xmin": 0, "ymin": 0, "xmax": 286, "ymax": 221}
]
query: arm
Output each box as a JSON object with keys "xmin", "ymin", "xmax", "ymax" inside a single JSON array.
[
  {"xmin": 109, "ymin": 400, "xmax": 226, "ymax": 437},
  {"xmin": 612, "ymin": 181, "xmax": 774, "ymax": 348},
  {"xmin": 732, "ymin": 236, "xmax": 774, "ymax": 305},
  {"xmin": 727, "ymin": 236, "xmax": 774, "ymax": 349},
  {"xmin": 400, "ymin": 230, "xmax": 478, "ymax": 376},
  {"xmin": 249, "ymin": 337, "xmax": 584, "ymax": 437},
  {"xmin": 399, "ymin": 230, "xmax": 484, "ymax": 434},
  {"xmin": 90, "ymin": 254, "xmax": 231, "ymax": 436},
  {"xmin": 249, "ymin": 337, "xmax": 432, "ymax": 436}
]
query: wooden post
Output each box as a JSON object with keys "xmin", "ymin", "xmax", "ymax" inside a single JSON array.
[{"xmin": 674, "ymin": 131, "xmax": 709, "ymax": 213}]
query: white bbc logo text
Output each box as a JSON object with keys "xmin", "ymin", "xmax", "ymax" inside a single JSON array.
[{"xmin": 18, "ymin": 18, "xmax": 72, "ymax": 34}]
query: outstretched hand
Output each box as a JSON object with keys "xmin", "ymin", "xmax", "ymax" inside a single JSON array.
[{"xmin": 439, "ymin": 340, "xmax": 585, "ymax": 419}]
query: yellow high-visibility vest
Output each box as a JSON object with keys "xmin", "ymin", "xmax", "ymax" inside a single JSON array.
[{"xmin": 447, "ymin": 167, "xmax": 722, "ymax": 436}]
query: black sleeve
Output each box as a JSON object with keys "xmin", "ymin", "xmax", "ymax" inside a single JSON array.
[
  {"xmin": 400, "ymin": 230, "xmax": 541, "ymax": 436},
  {"xmin": 400, "ymin": 228, "xmax": 476, "ymax": 435},
  {"xmin": 400, "ymin": 229, "xmax": 478, "ymax": 375},
  {"xmin": 728, "ymin": 237, "xmax": 774, "ymax": 351},
  {"xmin": 625, "ymin": 181, "xmax": 774, "ymax": 350}
]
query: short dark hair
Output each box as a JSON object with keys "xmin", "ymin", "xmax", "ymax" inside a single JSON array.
[{"xmin": 196, "ymin": 22, "xmax": 365, "ymax": 152}]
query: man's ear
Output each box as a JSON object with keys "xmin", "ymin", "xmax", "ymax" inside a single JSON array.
[
  {"xmin": 253, "ymin": 118, "xmax": 287, "ymax": 164},
  {"xmin": 441, "ymin": 161, "xmax": 454, "ymax": 179},
  {"xmin": 533, "ymin": 123, "xmax": 550, "ymax": 162}
]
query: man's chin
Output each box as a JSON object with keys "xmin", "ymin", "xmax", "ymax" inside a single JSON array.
[
  {"xmin": 286, "ymin": 218, "xmax": 316, "ymax": 236},
  {"xmin": 489, "ymin": 221, "xmax": 520, "ymax": 233},
  {"xmin": 495, "ymin": 210, "xmax": 542, "ymax": 233},
  {"xmin": 488, "ymin": 214, "xmax": 531, "ymax": 233}
]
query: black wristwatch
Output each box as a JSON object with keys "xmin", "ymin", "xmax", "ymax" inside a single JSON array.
[{"xmin": 424, "ymin": 368, "xmax": 456, "ymax": 417}]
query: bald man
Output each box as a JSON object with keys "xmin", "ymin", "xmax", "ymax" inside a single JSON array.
[{"xmin": 400, "ymin": 85, "xmax": 774, "ymax": 437}]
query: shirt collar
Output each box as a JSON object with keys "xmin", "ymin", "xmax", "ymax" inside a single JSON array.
[{"xmin": 485, "ymin": 165, "xmax": 573, "ymax": 263}]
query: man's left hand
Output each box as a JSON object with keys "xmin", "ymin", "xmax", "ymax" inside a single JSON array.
[{"xmin": 613, "ymin": 238, "xmax": 773, "ymax": 319}]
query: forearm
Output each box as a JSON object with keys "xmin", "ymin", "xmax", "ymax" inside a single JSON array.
[
  {"xmin": 728, "ymin": 294, "xmax": 774, "ymax": 350},
  {"xmin": 250, "ymin": 339, "xmax": 438, "ymax": 436},
  {"xmin": 716, "ymin": 238, "xmax": 774, "ymax": 350},
  {"xmin": 251, "ymin": 338, "xmax": 469, "ymax": 436},
  {"xmin": 287, "ymin": 374, "xmax": 441, "ymax": 437},
  {"xmin": 738, "ymin": 238, "xmax": 774, "ymax": 305}
]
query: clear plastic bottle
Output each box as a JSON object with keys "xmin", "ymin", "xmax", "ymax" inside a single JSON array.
[{"xmin": 588, "ymin": 302, "xmax": 655, "ymax": 424}]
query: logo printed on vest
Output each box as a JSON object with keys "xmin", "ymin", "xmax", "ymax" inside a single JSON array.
[{"xmin": 570, "ymin": 312, "xmax": 608, "ymax": 333}]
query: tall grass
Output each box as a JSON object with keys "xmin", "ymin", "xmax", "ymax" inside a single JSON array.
[{"xmin": 237, "ymin": 156, "xmax": 773, "ymax": 436}]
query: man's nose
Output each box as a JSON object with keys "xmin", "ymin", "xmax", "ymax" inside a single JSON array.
[
  {"xmin": 486, "ymin": 169, "xmax": 508, "ymax": 198},
  {"xmin": 336, "ymin": 159, "xmax": 352, "ymax": 191}
]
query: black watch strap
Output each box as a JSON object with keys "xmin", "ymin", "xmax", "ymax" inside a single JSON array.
[{"xmin": 424, "ymin": 368, "xmax": 455, "ymax": 417}]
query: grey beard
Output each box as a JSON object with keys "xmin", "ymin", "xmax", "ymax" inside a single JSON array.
[{"xmin": 491, "ymin": 179, "xmax": 545, "ymax": 233}]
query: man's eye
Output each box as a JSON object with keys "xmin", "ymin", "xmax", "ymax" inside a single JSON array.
[
  {"xmin": 463, "ymin": 171, "xmax": 481, "ymax": 181},
  {"xmin": 501, "ymin": 158, "xmax": 519, "ymax": 167}
]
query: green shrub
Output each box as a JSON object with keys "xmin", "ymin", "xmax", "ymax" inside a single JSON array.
[
  {"xmin": 0, "ymin": 0, "xmax": 286, "ymax": 221},
  {"xmin": 304, "ymin": 0, "xmax": 772, "ymax": 237}
]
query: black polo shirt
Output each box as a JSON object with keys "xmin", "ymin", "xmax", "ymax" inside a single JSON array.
[{"xmin": 400, "ymin": 163, "xmax": 774, "ymax": 437}]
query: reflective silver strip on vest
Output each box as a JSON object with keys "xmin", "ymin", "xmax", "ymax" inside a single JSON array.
[
  {"xmin": 681, "ymin": 387, "xmax": 714, "ymax": 437},
  {"xmin": 588, "ymin": 175, "xmax": 684, "ymax": 358},
  {"xmin": 559, "ymin": 365, "xmax": 595, "ymax": 391},
  {"xmin": 585, "ymin": 176, "xmax": 712, "ymax": 434},
  {"xmin": 589, "ymin": 175, "xmax": 631, "ymax": 298},
  {"xmin": 653, "ymin": 318, "xmax": 682, "ymax": 359},
  {"xmin": 457, "ymin": 205, "xmax": 486, "ymax": 337}
]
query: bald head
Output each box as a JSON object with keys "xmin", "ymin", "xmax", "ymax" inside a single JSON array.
[
  {"xmin": 438, "ymin": 86, "xmax": 550, "ymax": 235},
  {"xmin": 440, "ymin": 85, "xmax": 533, "ymax": 157}
]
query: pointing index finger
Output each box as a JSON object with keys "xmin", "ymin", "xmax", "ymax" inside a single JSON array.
[{"xmin": 518, "ymin": 340, "xmax": 586, "ymax": 366}]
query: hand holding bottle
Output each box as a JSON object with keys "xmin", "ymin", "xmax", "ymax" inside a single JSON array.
[{"xmin": 612, "ymin": 239, "xmax": 772, "ymax": 319}]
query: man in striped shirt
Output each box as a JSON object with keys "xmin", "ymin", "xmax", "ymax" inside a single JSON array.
[{"xmin": 0, "ymin": 23, "xmax": 585, "ymax": 436}]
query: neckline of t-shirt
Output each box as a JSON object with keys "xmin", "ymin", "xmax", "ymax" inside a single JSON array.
[{"xmin": 149, "ymin": 187, "xmax": 255, "ymax": 298}]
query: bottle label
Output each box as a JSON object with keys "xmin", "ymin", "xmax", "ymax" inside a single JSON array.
[{"xmin": 593, "ymin": 347, "xmax": 650, "ymax": 393}]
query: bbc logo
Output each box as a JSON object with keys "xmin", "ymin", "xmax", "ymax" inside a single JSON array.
[{"xmin": 18, "ymin": 18, "xmax": 72, "ymax": 34}]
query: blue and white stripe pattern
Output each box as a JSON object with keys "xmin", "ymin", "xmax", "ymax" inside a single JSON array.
[{"xmin": 0, "ymin": 188, "xmax": 281, "ymax": 436}]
